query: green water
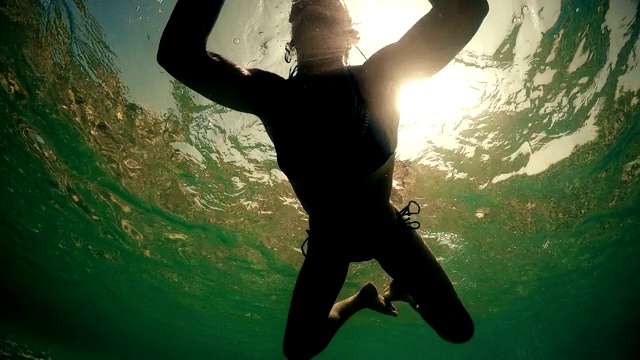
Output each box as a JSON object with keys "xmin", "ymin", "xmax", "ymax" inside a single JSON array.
[{"xmin": 1, "ymin": 0, "xmax": 639, "ymax": 359}]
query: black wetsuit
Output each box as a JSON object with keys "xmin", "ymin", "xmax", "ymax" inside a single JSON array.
[
  {"xmin": 259, "ymin": 67, "xmax": 400, "ymax": 262},
  {"xmin": 264, "ymin": 67, "xmax": 396, "ymax": 182}
]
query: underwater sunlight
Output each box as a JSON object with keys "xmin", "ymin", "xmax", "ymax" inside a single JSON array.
[{"xmin": 1, "ymin": 0, "xmax": 639, "ymax": 359}]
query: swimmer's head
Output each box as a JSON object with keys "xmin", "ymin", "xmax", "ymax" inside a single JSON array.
[{"xmin": 288, "ymin": 0, "xmax": 359, "ymax": 70}]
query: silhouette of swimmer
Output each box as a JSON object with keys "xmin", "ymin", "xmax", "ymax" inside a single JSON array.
[{"xmin": 158, "ymin": 0, "xmax": 489, "ymax": 358}]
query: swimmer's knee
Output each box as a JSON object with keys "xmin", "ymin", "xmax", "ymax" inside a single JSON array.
[
  {"xmin": 283, "ymin": 340, "xmax": 299, "ymax": 360},
  {"xmin": 417, "ymin": 303, "xmax": 474, "ymax": 344},
  {"xmin": 442, "ymin": 323, "xmax": 474, "ymax": 344},
  {"xmin": 283, "ymin": 345, "xmax": 316, "ymax": 360},
  {"xmin": 283, "ymin": 335, "xmax": 317, "ymax": 360},
  {"xmin": 282, "ymin": 344, "xmax": 300, "ymax": 360},
  {"xmin": 437, "ymin": 313, "xmax": 474, "ymax": 344}
]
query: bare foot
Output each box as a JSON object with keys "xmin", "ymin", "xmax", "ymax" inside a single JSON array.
[
  {"xmin": 358, "ymin": 283, "xmax": 398, "ymax": 317},
  {"xmin": 383, "ymin": 280, "xmax": 418, "ymax": 310}
]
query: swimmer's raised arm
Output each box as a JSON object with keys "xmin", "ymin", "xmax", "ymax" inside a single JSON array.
[
  {"xmin": 158, "ymin": 0, "xmax": 279, "ymax": 115},
  {"xmin": 362, "ymin": 0, "xmax": 489, "ymax": 87}
]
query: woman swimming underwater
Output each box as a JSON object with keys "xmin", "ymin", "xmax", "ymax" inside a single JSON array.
[{"xmin": 158, "ymin": 0, "xmax": 489, "ymax": 358}]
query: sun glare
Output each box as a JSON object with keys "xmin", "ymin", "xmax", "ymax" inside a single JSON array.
[
  {"xmin": 350, "ymin": 0, "xmax": 426, "ymax": 51},
  {"xmin": 398, "ymin": 65, "xmax": 482, "ymax": 128},
  {"xmin": 347, "ymin": 1, "xmax": 482, "ymax": 129},
  {"xmin": 393, "ymin": 65, "xmax": 483, "ymax": 160}
]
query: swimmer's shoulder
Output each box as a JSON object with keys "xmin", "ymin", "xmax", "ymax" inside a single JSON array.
[{"xmin": 347, "ymin": 65, "xmax": 401, "ymax": 126}]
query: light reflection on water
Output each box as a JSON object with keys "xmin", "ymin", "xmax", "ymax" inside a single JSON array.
[
  {"xmin": 1, "ymin": 0, "xmax": 640, "ymax": 359},
  {"xmin": 108, "ymin": 0, "xmax": 639, "ymax": 186}
]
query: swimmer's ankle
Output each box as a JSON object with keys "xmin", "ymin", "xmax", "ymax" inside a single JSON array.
[
  {"xmin": 358, "ymin": 282, "xmax": 398, "ymax": 317},
  {"xmin": 383, "ymin": 280, "xmax": 418, "ymax": 309}
]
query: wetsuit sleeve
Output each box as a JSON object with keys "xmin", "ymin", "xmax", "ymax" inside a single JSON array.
[
  {"xmin": 158, "ymin": 0, "xmax": 281, "ymax": 115},
  {"xmin": 362, "ymin": 0, "xmax": 489, "ymax": 86}
]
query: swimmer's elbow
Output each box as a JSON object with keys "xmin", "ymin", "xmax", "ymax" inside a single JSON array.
[
  {"xmin": 462, "ymin": 0, "xmax": 489, "ymax": 22},
  {"xmin": 435, "ymin": 0, "xmax": 489, "ymax": 21},
  {"xmin": 157, "ymin": 32, "xmax": 203, "ymax": 76},
  {"xmin": 156, "ymin": 42, "xmax": 200, "ymax": 80},
  {"xmin": 471, "ymin": 0, "xmax": 490, "ymax": 20},
  {"xmin": 156, "ymin": 48, "xmax": 170, "ymax": 71},
  {"xmin": 157, "ymin": 36, "xmax": 176, "ymax": 72},
  {"xmin": 449, "ymin": 0, "xmax": 489, "ymax": 35},
  {"xmin": 157, "ymin": 39, "xmax": 182, "ymax": 73},
  {"xmin": 157, "ymin": 52, "xmax": 183, "ymax": 81},
  {"xmin": 157, "ymin": 51, "xmax": 177, "ymax": 76}
]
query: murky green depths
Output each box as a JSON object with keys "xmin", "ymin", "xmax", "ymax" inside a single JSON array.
[{"xmin": 1, "ymin": 0, "xmax": 639, "ymax": 359}]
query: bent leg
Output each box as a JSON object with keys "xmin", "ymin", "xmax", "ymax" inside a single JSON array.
[
  {"xmin": 282, "ymin": 253, "xmax": 351, "ymax": 360},
  {"xmin": 375, "ymin": 224, "xmax": 474, "ymax": 344},
  {"xmin": 283, "ymin": 252, "xmax": 397, "ymax": 360}
]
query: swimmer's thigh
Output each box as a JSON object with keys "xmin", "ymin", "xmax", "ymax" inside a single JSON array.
[
  {"xmin": 283, "ymin": 249, "xmax": 349, "ymax": 358},
  {"xmin": 375, "ymin": 226, "xmax": 474, "ymax": 343}
]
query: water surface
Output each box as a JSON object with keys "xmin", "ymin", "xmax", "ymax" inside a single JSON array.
[{"xmin": 1, "ymin": 0, "xmax": 639, "ymax": 359}]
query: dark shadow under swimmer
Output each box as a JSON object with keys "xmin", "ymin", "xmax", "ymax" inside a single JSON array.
[{"xmin": 158, "ymin": 0, "xmax": 489, "ymax": 358}]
